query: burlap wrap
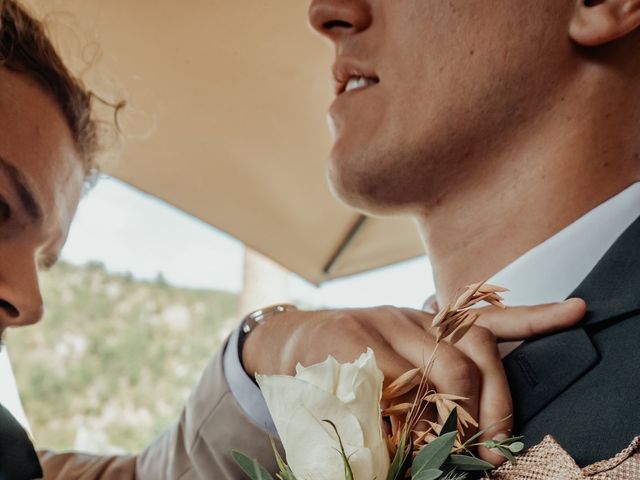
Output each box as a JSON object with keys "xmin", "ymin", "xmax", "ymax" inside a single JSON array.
[{"xmin": 488, "ymin": 436, "xmax": 640, "ymax": 480}]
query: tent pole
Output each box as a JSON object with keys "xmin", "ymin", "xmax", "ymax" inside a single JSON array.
[{"xmin": 322, "ymin": 214, "xmax": 368, "ymax": 276}]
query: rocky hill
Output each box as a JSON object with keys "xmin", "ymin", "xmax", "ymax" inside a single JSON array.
[{"xmin": 8, "ymin": 261, "xmax": 238, "ymax": 454}]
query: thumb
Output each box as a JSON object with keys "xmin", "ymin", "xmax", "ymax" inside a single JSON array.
[{"xmin": 475, "ymin": 298, "xmax": 587, "ymax": 341}]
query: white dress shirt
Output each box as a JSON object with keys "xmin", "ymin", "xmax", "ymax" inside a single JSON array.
[
  {"xmin": 224, "ymin": 182, "xmax": 640, "ymax": 435},
  {"xmin": 0, "ymin": 347, "xmax": 31, "ymax": 434}
]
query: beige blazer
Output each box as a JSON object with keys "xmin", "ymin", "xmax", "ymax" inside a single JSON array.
[{"xmin": 38, "ymin": 344, "xmax": 279, "ymax": 479}]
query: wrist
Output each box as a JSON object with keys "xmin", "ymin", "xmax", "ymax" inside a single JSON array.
[{"xmin": 239, "ymin": 304, "xmax": 297, "ymax": 378}]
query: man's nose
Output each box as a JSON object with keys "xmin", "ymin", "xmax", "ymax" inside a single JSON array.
[
  {"xmin": 0, "ymin": 258, "xmax": 44, "ymax": 328},
  {"xmin": 308, "ymin": 0, "xmax": 372, "ymax": 42}
]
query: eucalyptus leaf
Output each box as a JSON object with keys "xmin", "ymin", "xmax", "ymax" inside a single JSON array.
[
  {"xmin": 461, "ymin": 415, "xmax": 512, "ymax": 447},
  {"xmin": 323, "ymin": 420, "xmax": 354, "ymax": 480},
  {"xmin": 508, "ymin": 442, "xmax": 525, "ymax": 454},
  {"xmin": 499, "ymin": 436, "xmax": 524, "ymax": 446},
  {"xmin": 412, "ymin": 468, "xmax": 443, "ymax": 480},
  {"xmin": 387, "ymin": 428, "xmax": 412, "ymax": 480},
  {"xmin": 446, "ymin": 454, "xmax": 494, "ymax": 472},
  {"xmin": 440, "ymin": 408, "xmax": 458, "ymax": 437},
  {"xmin": 413, "ymin": 431, "xmax": 457, "ymax": 475},
  {"xmin": 441, "ymin": 471, "xmax": 468, "ymax": 480},
  {"xmin": 387, "ymin": 444, "xmax": 406, "ymax": 480},
  {"xmin": 232, "ymin": 451, "xmax": 274, "ymax": 480},
  {"xmin": 482, "ymin": 440, "xmax": 497, "ymax": 450},
  {"xmin": 397, "ymin": 437, "xmax": 415, "ymax": 480},
  {"xmin": 497, "ymin": 446, "xmax": 517, "ymax": 465},
  {"xmin": 270, "ymin": 438, "xmax": 296, "ymax": 480}
]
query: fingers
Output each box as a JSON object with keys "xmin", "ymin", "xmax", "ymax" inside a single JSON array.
[
  {"xmin": 455, "ymin": 299, "xmax": 586, "ymax": 464},
  {"xmin": 388, "ymin": 391, "xmax": 438, "ymax": 440},
  {"xmin": 303, "ymin": 309, "xmax": 417, "ymax": 387},
  {"xmin": 475, "ymin": 298, "xmax": 586, "ymax": 341},
  {"xmin": 381, "ymin": 308, "xmax": 481, "ymax": 428},
  {"xmin": 456, "ymin": 327, "xmax": 512, "ymax": 465},
  {"xmin": 373, "ymin": 343, "xmax": 424, "ymax": 389}
]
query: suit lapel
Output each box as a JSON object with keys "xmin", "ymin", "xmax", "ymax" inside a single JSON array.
[
  {"xmin": 0, "ymin": 403, "xmax": 42, "ymax": 480},
  {"xmin": 572, "ymin": 214, "xmax": 640, "ymax": 328},
  {"xmin": 504, "ymin": 214, "xmax": 640, "ymax": 428}
]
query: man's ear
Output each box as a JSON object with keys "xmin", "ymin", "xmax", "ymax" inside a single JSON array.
[{"xmin": 570, "ymin": 0, "xmax": 640, "ymax": 46}]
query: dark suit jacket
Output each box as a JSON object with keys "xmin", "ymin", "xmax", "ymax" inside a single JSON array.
[
  {"xmin": 0, "ymin": 403, "xmax": 41, "ymax": 480},
  {"xmin": 505, "ymin": 214, "xmax": 640, "ymax": 467}
]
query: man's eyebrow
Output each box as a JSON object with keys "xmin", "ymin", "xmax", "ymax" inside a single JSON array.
[{"xmin": 0, "ymin": 154, "xmax": 43, "ymax": 221}]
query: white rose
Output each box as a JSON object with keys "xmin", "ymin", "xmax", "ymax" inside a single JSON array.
[{"xmin": 256, "ymin": 349, "xmax": 390, "ymax": 480}]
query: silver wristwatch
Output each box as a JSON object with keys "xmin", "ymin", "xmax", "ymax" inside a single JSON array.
[{"xmin": 241, "ymin": 304, "xmax": 298, "ymax": 335}]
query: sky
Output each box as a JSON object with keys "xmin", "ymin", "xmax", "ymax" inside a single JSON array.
[{"xmin": 61, "ymin": 177, "xmax": 435, "ymax": 310}]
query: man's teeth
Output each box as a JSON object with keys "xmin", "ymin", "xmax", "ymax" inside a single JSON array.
[{"xmin": 345, "ymin": 76, "xmax": 377, "ymax": 93}]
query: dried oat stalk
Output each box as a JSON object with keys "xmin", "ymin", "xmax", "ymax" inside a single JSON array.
[
  {"xmin": 432, "ymin": 282, "xmax": 507, "ymax": 344},
  {"xmin": 381, "ymin": 281, "xmax": 507, "ymax": 459}
]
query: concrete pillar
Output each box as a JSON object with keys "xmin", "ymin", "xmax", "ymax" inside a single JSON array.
[{"xmin": 219, "ymin": 247, "xmax": 290, "ymax": 340}]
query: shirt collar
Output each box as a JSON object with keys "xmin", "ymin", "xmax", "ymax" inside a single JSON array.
[
  {"xmin": 489, "ymin": 182, "xmax": 640, "ymax": 307},
  {"xmin": 424, "ymin": 182, "xmax": 640, "ymax": 313}
]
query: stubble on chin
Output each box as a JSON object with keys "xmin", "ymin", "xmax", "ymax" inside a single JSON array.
[{"xmin": 329, "ymin": 139, "xmax": 451, "ymax": 216}]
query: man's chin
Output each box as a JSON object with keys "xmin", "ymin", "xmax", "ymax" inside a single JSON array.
[{"xmin": 328, "ymin": 168, "xmax": 414, "ymax": 216}]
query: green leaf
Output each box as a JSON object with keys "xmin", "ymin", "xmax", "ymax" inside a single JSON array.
[
  {"xmin": 446, "ymin": 454, "xmax": 494, "ymax": 472},
  {"xmin": 508, "ymin": 441, "xmax": 525, "ymax": 454},
  {"xmin": 499, "ymin": 436, "xmax": 524, "ymax": 446},
  {"xmin": 440, "ymin": 408, "xmax": 458, "ymax": 437},
  {"xmin": 270, "ymin": 438, "xmax": 297, "ymax": 480},
  {"xmin": 323, "ymin": 420, "xmax": 354, "ymax": 480},
  {"xmin": 397, "ymin": 437, "xmax": 415, "ymax": 480},
  {"xmin": 461, "ymin": 415, "xmax": 512, "ymax": 447},
  {"xmin": 497, "ymin": 446, "xmax": 517, "ymax": 465},
  {"xmin": 412, "ymin": 468, "xmax": 443, "ymax": 480},
  {"xmin": 412, "ymin": 431, "xmax": 457, "ymax": 475},
  {"xmin": 386, "ymin": 428, "xmax": 414, "ymax": 480},
  {"xmin": 232, "ymin": 451, "xmax": 274, "ymax": 480},
  {"xmin": 440, "ymin": 471, "xmax": 468, "ymax": 480},
  {"xmin": 482, "ymin": 440, "xmax": 497, "ymax": 449}
]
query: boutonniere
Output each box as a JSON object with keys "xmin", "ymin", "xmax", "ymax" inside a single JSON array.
[{"xmin": 233, "ymin": 283, "xmax": 524, "ymax": 480}]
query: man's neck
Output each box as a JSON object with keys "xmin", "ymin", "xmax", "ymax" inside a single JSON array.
[{"xmin": 416, "ymin": 101, "xmax": 640, "ymax": 306}]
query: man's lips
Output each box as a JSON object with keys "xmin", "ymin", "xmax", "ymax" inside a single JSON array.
[{"xmin": 332, "ymin": 59, "xmax": 380, "ymax": 95}]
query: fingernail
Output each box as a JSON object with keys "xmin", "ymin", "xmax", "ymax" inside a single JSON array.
[{"xmin": 560, "ymin": 298, "xmax": 578, "ymax": 306}]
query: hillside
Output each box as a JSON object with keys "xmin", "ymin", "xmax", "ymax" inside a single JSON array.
[{"xmin": 7, "ymin": 261, "xmax": 238, "ymax": 454}]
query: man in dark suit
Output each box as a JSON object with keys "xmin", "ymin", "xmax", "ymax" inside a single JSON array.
[
  {"xmin": 234, "ymin": 0, "xmax": 640, "ymax": 470},
  {"xmin": 0, "ymin": 1, "xmax": 584, "ymax": 478}
]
